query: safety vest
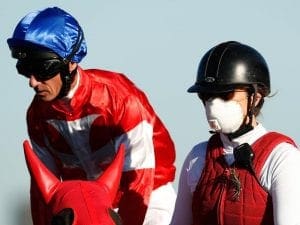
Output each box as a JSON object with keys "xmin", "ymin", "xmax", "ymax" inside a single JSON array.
[{"xmin": 192, "ymin": 132, "xmax": 295, "ymax": 225}]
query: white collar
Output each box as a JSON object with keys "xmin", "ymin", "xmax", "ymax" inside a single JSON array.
[{"xmin": 220, "ymin": 123, "xmax": 268, "ymax": 164}]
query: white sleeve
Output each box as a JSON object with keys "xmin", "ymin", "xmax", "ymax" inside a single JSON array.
[
  {"xmin": 170, "ymin": 155, "xmax": 193, "ymax": 225},
  {"xmin": 260, "ymin": 142, "xmax": 300, "ymax": 225},
  {"xmin": 170, "ymin": 142, "xmax": 207, "ymax": 225}
]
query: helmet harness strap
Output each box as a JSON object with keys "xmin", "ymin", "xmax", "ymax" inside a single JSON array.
[
  {"xmin": 56, "ymin": 27, "xmax": 84, "ymax": 99},
  {"xmin": 227, "ymin": 84, "xmax": 258, "ymax": 140}
]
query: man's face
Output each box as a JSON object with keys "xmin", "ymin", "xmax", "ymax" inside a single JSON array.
[
  {"xmin": 15, "ymin": 56, "xmax": 65, "ymax": 101},
  {"xmin": 28, "ymin": 73, "xmax": 62, "ymax": 101}
]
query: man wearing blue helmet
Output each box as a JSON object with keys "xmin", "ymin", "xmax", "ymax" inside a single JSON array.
[{"xmin": 8, "ymin": 7, "xmax": 176, "ymax": 225}]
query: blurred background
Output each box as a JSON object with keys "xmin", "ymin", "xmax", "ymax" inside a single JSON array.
[{"xmin": 1, "ymin": 1, "xmax": 300, "ymax": 224}]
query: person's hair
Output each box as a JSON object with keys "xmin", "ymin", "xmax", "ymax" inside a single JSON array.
[{"xmin": 252, "ymin": 85, "xmax": 270, "ymax": 116}]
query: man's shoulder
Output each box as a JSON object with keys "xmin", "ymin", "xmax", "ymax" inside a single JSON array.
[
  {"xmin": 83, "ymin": 68, "xmax": 126, "ymax": 80},
  {"xmin": 81, "ymin": 67, "xmax": 139, "ymax": 93}
]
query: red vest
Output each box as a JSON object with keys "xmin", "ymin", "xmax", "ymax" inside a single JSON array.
[{"xmin": 192, "ymin": 132, "xmax": 295, "ymax": 225}]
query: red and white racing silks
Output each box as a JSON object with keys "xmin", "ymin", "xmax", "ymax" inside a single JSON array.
[{"xmin": 26, "ymin": 67, "xmax": 176, "ymax": 225}]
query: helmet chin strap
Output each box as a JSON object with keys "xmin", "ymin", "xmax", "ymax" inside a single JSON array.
[
  {"xmin": 56, "ymin": 65, "xmax": 77, "ymax": 99},
  {"xmin": 227, "ymin": 85, "xmax": 258, "ymax": 140},
  {"xmin": 56, "ymin": 27, "xmax": 83, "ymax": 99},
  {"xmin": 227, "ymin": 123, "xmax": 253, "ymax": 140}
]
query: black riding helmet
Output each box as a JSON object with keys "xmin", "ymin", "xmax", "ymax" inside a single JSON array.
[
  {"xmin": 189, "ymin": 41, "xmax": 271, "ymax": 139},
  {"xmin": 187, "ymin": 41, "xmax": 270, "ymax": 95}
]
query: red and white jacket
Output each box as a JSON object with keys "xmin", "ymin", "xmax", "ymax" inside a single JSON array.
[{"xmin": 26, "ymin": 67, "xmax": 176, "ymax": 225}]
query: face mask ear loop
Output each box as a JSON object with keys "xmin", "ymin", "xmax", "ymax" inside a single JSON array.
[{"xmin": 226, "ymin": 86, "xmax": 257, "ymax": 140}]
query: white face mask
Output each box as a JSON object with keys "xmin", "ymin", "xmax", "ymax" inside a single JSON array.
[{"xmin": 205, "ymin": 98, "xmax": 244, "ymax": 134}]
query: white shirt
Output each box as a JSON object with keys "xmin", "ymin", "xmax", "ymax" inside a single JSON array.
[{"xmin": 170, "ymin": 124, "xmax": 300, "ymax": 225}]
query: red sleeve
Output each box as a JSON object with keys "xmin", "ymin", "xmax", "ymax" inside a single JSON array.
[{"xmin": 115, "ymin": 169, "xmax": 154, "ymax": 225}]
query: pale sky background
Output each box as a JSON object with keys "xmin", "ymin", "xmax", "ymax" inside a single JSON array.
[{"xmin": 1, "ymin": 1, "xmax": 300, "ymax": 224}]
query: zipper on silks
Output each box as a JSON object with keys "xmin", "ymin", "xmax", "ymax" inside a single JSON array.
[{"xmin": 217, "ymin": 168, "xmax": 230, "ymax": 225}]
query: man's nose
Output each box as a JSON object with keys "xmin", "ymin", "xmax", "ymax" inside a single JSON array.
[{"xmin": 29, "ymin": 75, "xmax": 40, "ymax": 88}]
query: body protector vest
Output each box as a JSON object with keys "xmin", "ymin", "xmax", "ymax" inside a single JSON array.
[{"xmin": 192, "ymin": 132, "xmax": 296, "ymax": 225}]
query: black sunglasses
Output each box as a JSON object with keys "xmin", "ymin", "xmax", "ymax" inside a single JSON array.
[
  {"xmin": 16, "ymin": 59, "xmax": 65, "ymax": 81},
  {"xmin": 198, "ymin": 88, "xmax": 251, "ymax": 102},
  {"xmin": 197, "ymin": 91, "xmax": 235, "ymax": 102}
]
